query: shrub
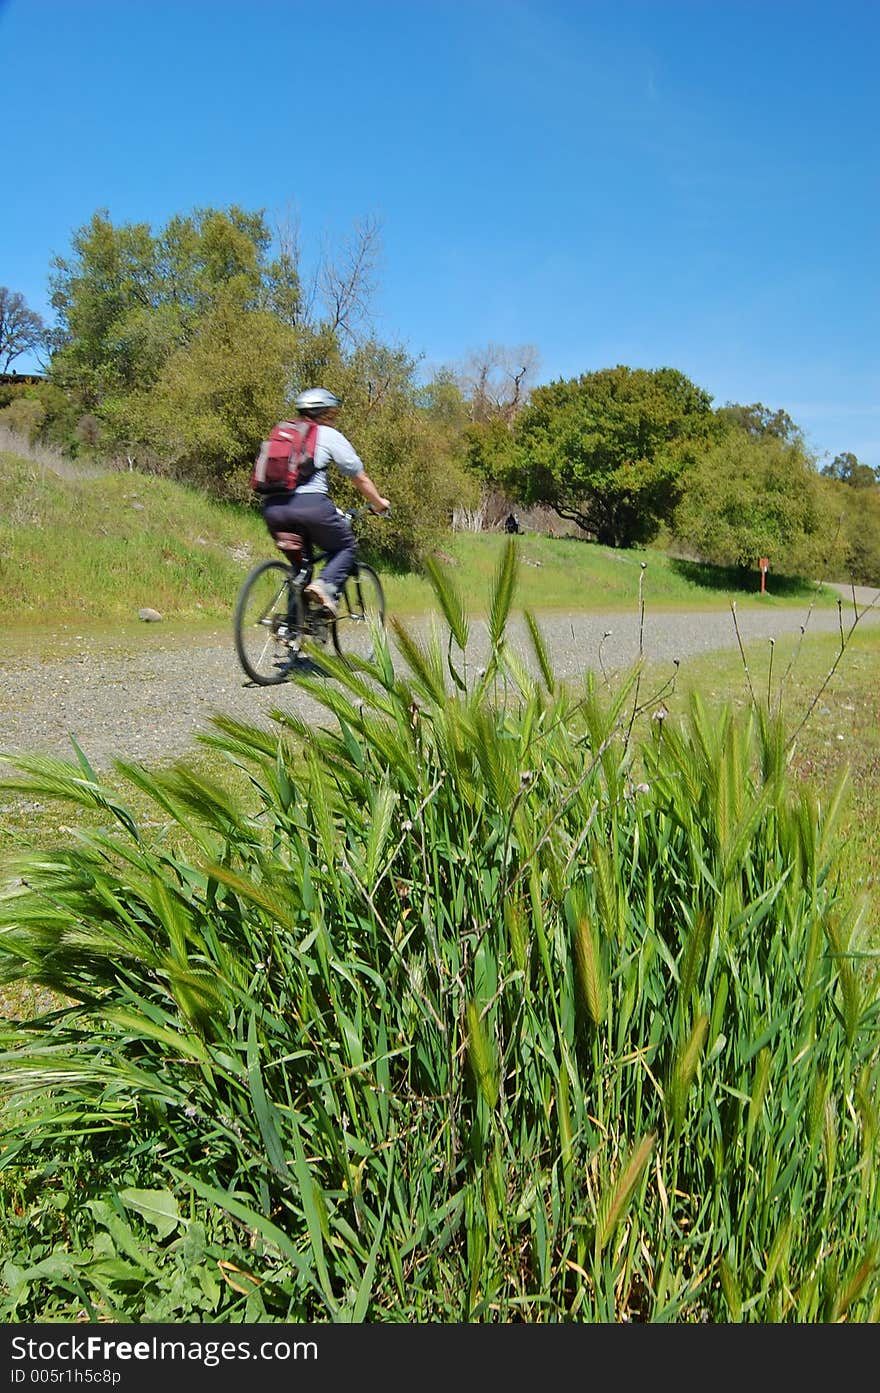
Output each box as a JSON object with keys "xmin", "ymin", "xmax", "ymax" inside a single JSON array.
[
  {"xmin": 0, "ymin": 397, "xmax": 45, "ymax": 442},
  {"xmin": 673, "ymin": 430, "xmax": 844, "ymax": 578}
]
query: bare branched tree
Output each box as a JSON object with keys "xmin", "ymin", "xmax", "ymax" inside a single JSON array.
[
  {"xmin": 0, "ymin": 288, "xmax": 46, "ymax": 372},
  {"xmin": 457, "ymin": 342, "xmax": 541, "ymax": 425},
  {"xmin": 273, "ymin": 206, "xmax": 317, "ymax": 327},
  {"xmin": 274, "ymin": 205, "xmax": 303, "ymax": 275},
  {"xmin": 318, "ymin": 215, "xmax": 381, "ymax": 343}
]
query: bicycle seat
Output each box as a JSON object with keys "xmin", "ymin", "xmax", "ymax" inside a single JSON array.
[{"xmin": 272, "ymin": 531, "xmax": 306, "ymax": 561}]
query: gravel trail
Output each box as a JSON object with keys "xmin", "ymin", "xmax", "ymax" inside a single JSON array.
[{"xmin": 1, "ymin": 588, "xmax": 877, "ymax": 774}]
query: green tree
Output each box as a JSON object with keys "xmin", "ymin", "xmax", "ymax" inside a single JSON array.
[
  {"xmin": 42, "ymin": 205, "xmax": 310, "ymax": 480},
  {"xmin": 839, "ymin": 487, "xmax": 880, "ymax": 583},
  {"xmin": 119, "ymin": 290, "xmax": 297, "ymax": 497},
  {"xmin": 817, "ymin": 473, "xmax": 880, "ymax": 585},
  {"xmin": 672, "ymin": 429, "xmax": 842, "ymax": 577},
  {"xmin": 503, "ymin": 365, "xmax": 715, "ymax": 547},
  {"xmin": 463, "ymin": 414, "xmax": 516, "ymax": 483},
  {"xmin": 0, "ymin": 394, "xmax": 45, "ymax": 441},
  {"xmin": 48, "ymin": 206, "xmax": 301, "ymax": 406},
  {"xmin": 315, "ymin": 340, "xmax": 479, "ymax": 566},
  {"xmin": 820, "ymin": 451, "xmax": 879, "ymax": 489},
  {"xmin": 416, "ymin": 368, "xmax": 471, "ymax": 435},
  {"xmin": 0, "ymin": 287, "xmax": 46, "ymax": 372},
  {"xmin": 714, "ymin": 400, "xmax": 804, "ymax": 446}
]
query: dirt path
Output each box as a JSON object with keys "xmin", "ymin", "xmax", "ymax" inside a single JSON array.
[{"xmin": 1, "ymin": 592, "xmax": 877, "ymax": 774}]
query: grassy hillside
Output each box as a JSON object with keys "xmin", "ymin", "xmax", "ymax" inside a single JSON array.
[
  {"xmin": 0, "ymin": 447, "xmax": 841, "ymax": 632},
  {"xmin": 0, "ymin": 450, "xmax": 265, "ymax": 629}
]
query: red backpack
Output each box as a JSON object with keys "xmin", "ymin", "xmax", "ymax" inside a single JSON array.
[{"xmin": 250, "ymin": 417, "xmax": 318, "ymax": 495}]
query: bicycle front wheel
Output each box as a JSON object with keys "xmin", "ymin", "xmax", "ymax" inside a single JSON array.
[
  {"xmin": 332, "ymin": 563, "xmax": 385, "ymax": 663},
  {"xmin": 234, "ymin": 560, "xmax": 303, "ymax": 685}
]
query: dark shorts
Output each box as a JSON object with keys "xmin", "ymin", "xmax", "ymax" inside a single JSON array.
[{"xmin": 262, "ymin": 492, "xmax": 357, "ymax": 595}]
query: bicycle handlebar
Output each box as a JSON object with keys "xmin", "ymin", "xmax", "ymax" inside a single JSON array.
[{"xmin": 340, "ymin": 505, "xmax": 392, "ymax": 521}]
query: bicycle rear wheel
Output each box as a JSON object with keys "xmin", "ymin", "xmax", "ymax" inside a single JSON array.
[
  {"xmin": 332, "ymin": 563, "xmax": 385, "ymax": 663},
  {"xmin": 234, "ymin": 559, "xmax": 303, "ymax": 685}
]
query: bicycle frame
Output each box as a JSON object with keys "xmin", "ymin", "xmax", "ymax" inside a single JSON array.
[{"xmin": 234, "ymin": 506, "xmax": 387, "ymax": 684}]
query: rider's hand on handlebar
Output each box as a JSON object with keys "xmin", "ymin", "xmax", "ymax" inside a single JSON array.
[{"xmin": 373, "ymin": 498, "xmax": 391, "ymax": 515}]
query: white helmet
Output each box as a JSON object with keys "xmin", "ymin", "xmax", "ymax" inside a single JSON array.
[{"xmin": 293, "ymin": 387, "xmax": 341, "ymax": 415}]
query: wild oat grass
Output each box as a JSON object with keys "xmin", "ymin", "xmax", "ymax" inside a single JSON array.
[
  {"xmin": 663, "ymin": 625, "xmax": 880, "ymax": 933},
  {"xmin": 0, "ymin": 543, "xmax": 877, "ymax": 1322}
]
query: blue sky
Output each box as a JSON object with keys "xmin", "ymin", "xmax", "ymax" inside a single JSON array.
[{"xmin": 2, "ymin": 0, "xmax": 878, "ymax": 469}]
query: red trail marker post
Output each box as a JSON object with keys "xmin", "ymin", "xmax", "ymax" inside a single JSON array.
[{"xmin": 759, "ymin": 556, "xmax": 769, "ymax": 594}]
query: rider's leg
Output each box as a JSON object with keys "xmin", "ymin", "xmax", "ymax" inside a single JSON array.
[
  {"xmin": 291, "ymin": 496, "xmax": 356, "ymax": 599},
  {"xmin": 265, "ymin": 494, "xmax": 356, "ymax": 608}
]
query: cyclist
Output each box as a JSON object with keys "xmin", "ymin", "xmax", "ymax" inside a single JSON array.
[{"xmin": 260, "ymin": 387, "xmax": 390, "ymax": 618}]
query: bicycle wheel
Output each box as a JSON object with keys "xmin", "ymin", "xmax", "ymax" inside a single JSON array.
[
  {"xmin": 332, "ymin": 563, "xmax": 385, "ymax": 663},
  {"xmin": 233, "ymin": 560, "xmax": 304, "ymax": 685}
]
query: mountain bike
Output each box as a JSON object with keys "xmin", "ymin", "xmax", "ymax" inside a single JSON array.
[{"xmin": 234, "ymin": 506, "xmax": 387, "ymax": 686}]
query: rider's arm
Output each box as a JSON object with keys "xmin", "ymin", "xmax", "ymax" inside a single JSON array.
[
  {"xmin": 320, "ymin": 425, "xmax": 390, "ymax": 513},
  {"xmin": 352, "ymin": 469, "xmax": 390, "ymax": 514}
]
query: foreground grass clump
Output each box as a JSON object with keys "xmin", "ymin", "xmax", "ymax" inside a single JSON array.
[{"xmin": 0, "ymin": 543, "xmax": 877, "ymax": 1322}]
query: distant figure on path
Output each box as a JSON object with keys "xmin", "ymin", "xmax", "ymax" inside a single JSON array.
[{"xmin": 504, "ymin": 513, "xmax": 521, "ymax": 535}]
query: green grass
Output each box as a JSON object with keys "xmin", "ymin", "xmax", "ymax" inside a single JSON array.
[
  {"xmin": 433, "ymin": 530, "xmax": 836, "ymax": 614},
  {"xmin": 660, "ymin": 625, "xmax": 880, "ymax": 922},
  {"xmin": 0, "ymin": 450, "xmax": 267, "ymax": 628}
]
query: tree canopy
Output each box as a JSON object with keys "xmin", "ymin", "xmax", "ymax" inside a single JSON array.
[
  {"xmin": 671, "ymin": 428, "xmax": 843, "ymax": 576},
  {"xmin": 494, "ymin": 365, "xmax": 716, "ymax": 548},
  {"xmin": 820, "ymin": 451, "xmax": 879, "ymax": 489},
  {"xmin": 48, "ymin": 206, "xmax": 300, "ymax": 404},
  {"xmin": 714, "ymin": 400, "xmax": 804, "ymax": 446},
  {"xmin": 4, "ymin": 201, "xmax": 877, "ymax": 584}
]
